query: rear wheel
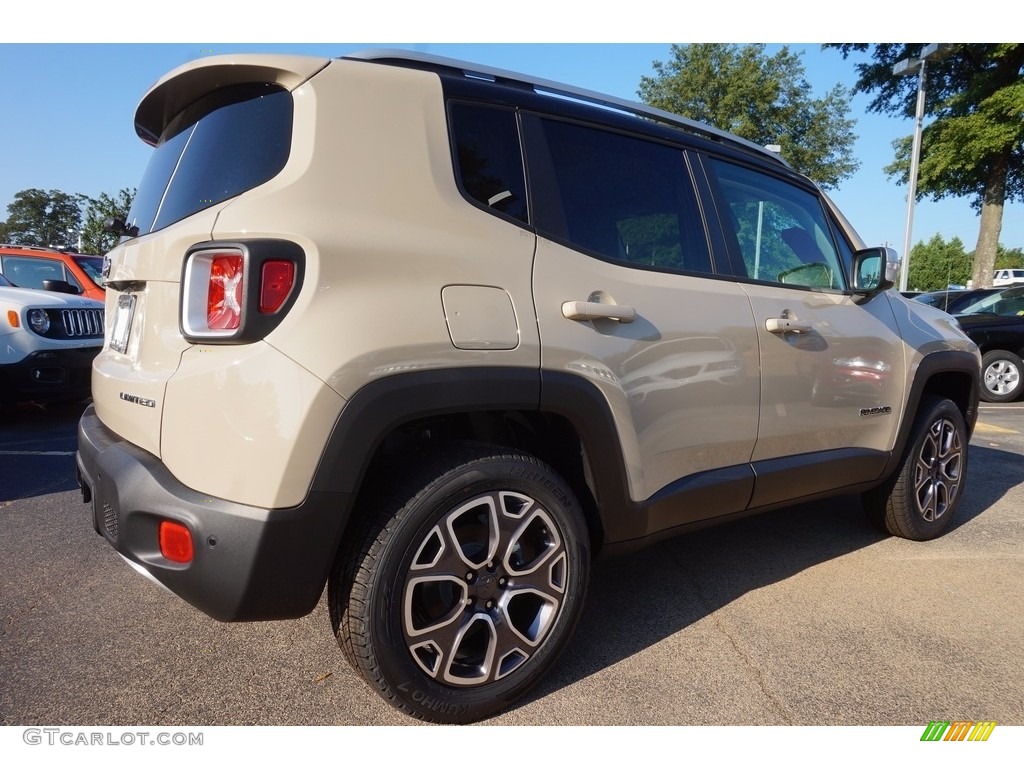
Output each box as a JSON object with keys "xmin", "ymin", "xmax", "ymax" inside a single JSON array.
[
  {"xmin": 980, "ymin": 350, "xmax": 1023, "ymax": 403},
  {"xmin": 330, "ymin": 443, "xmax": 590, "ymax": 723},
  {"xmin": 863, "ymin": 396, "xmax": 967, "ymax": 540}
]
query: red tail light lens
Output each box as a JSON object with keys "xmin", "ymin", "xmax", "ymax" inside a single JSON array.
[
  {"xmin": 259, "ymin": 260, "xmax": 295, "ymax": 313},
  {"xmin": 159, "ymin": 520, "xmax": 194, "ymax": 564},
  {"xmin": 181, "ymin": 242, "xmax": 302, "ymax": 342},
  {"xmin": 208, "ymin": 254, "xmax": 244, "ymax": 330}
]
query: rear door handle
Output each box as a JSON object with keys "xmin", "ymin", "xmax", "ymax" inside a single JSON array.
[
  {"xmin": 766, "ymin": 317, "xmax": 813, "ymax": 334},
  {"xmin": 562, "ymin": 300, "xmax": 636, "ymax": 323}
]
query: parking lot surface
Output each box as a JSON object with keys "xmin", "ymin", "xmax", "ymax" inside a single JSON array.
[{"xmin": 1, "ymin": 402, "xmax": 1022, "ymax": 726}]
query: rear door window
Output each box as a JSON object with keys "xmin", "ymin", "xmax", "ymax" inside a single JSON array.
[{"xmin": 523, "ymin": 116, "xmax": 713, "ymax": 275}]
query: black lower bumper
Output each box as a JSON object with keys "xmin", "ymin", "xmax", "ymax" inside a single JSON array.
[
  {"xmin": 0, "ymin": 347, "xmax": 99, "ymax": 404},
  {"xmin": 76, "ymin": 405, "xmax": 352, "ymax": 621}
]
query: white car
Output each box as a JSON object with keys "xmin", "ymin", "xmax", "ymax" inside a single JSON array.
[
  {"xmin": 0, "ymin": 273, "xmax": 105, "ymax": 404},
  {"xmin": 993, "ymin": 268, "xmax": 1024, "ymax": 287}
]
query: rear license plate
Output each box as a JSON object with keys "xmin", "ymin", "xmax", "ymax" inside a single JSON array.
[{"xmin": 109, "ymin": 293, "xmax": 136, "ymax": 354}]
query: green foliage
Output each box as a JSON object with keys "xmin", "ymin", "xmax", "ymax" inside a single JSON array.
[
  {"xmin": 907, "ymin": 233, "xmax": 971, "ymax": 291},
  {"xmin": 2, "ymin": 187, "xmax": 135, "ymax": 254},
  {"xmin": 994, "ymin": 244, "xmax": 1024, "ymax": 269},
  {"xmin": 2, "ymin": 188, "xmax": 84, "ymax": 249},
  {"xmin": 617, "ymin": 214, "xmax": 682, "ymax": 269},
  {"xmin": 825, "ymin": 44, "xmax": 1024, "ymax": 287},
  {"xmin": 882, "ymin": 77, "xmax": 1024, "ymax": 206},
  {"xmin": 731, "ymin": 201, "xmax": 801, "ymax": 282},
  {"xmin": 80, "ymin": 189, "xmax": 136, "ymax": 254},
  {"xmin": 638, "ymin": 44, "xmax": 859, "ymax": 189}
]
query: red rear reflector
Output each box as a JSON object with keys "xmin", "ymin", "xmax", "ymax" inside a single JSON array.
[
  {"xmin": 159, "ymin": 520, "xmax": 194, "ymax": 564},
  {"xmin": 208, "ymin": 254, "xmax": 244, "ymax": 330},
  {"xmin": 259, "ymin": 260, "xmax": 295, "ymax": 313}
]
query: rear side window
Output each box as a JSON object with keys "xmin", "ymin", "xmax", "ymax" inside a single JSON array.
[
  {"xmin": 73, "ymin": 256, "xmax": 104, "ymax": 286},
  {"xmin": 127, "ymin": 84, "xmax": 293, "ymax": 236},
  {"xmin": 523, "ymin": 116, "xmax": 712, "ymax": 274},
  {"xmin": 449, "ymin": 103, "xmax": 528, "ymax": 223},
  {"xmin": 707, "ymin": 158, "xmax": 847, "ymax": 291}
]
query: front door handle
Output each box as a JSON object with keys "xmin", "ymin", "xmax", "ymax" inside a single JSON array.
[
  {"xmin": 562, "ymin": 300, "xmax": 636, "ymax": 323},
  {"xmin": 766, "ymin": 317, "xmax": 813, "ymax": 334}
]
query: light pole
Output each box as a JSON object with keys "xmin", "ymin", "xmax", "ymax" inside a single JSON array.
[{"xmin": 892, "ymin": 43, "xmax": 954, "ymax": 292}]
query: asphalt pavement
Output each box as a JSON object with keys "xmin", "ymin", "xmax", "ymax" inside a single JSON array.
[{"xmin": 1, "ymin": 401, "xmax": 1022, "ymax": 726}]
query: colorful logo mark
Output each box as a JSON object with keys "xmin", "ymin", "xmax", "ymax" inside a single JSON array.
[{"xmin": 921, "ymin": 721, "xmax": 997, "ymax": 742}]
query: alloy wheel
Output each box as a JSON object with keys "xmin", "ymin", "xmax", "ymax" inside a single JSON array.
[
  {"xmin": 913, "ymin": 416, "xmax": 963, "ymax": 523},
  {"xmin": 402, "ymin": 491, "xmax": 568, "ymax": 686}
]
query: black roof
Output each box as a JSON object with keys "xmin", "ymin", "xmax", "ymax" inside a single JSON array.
[{"xmin": 344, "ymin": 49, "xmax": 793, "ymax": 172}]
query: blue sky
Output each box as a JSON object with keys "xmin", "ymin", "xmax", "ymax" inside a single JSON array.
[{"xmin": 1, "ymin": 10, "xmax": 1019, "ymax": 257}]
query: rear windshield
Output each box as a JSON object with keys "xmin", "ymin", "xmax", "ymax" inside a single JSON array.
[{"xmin": 126, "ymin": 83, "xmax": 293, "ymax": 236}]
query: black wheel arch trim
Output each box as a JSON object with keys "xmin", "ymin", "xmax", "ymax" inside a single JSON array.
[
  {"xmin": 310, "ymin": 367, "xmax": 541, "ymax": 495},
  {"xmin": 881, "ymin": 349, "xmax": 980, "ymax": 480},
  {"xmin": 308, "ymin": 367, "xmax": 639, "ymax": 547},
  {"xmin": 306, "ymin": 350, "xmax": 978, "ymax": 587}
]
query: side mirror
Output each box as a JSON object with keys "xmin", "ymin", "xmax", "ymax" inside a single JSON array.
[
  {"xmin": 852, "ymin": 247, "xmax": 899, "ymax": 295},
  {"xmin": 104, "ymin": 217, "xmax": 139, "ymax": 238},
  {"xmin": 41, "ymin": 279, "xmax": 82, "ymax": 295}
]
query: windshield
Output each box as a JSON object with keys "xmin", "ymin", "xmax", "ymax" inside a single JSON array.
[
  {"xmin": 957, "ymin": 286, "xmax": 1024, "ymax": 316},
  {"xmin": 125, "ymin": 83, "xmax": 293, "ymax": 237}
]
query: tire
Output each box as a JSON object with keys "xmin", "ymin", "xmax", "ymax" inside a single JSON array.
[
  {"xmin": 329, "ymin": 442, "xmax": 590, "ymax": 723},
  {"xmin": 863, "ymin": 396, "xmax": 967, "ymax": 541},
  {"xmin": 980, "ymin": 350, "xmax": 1023, "ymax": 403}
]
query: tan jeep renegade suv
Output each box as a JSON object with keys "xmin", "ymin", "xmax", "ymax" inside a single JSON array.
[{"xmin": 77, "ymin": 50, "xmax": 981, "ymax": 722}]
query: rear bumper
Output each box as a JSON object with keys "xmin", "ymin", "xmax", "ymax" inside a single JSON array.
[{"xmin": 76, "ymin": 405, "xmax": 352, "ymax": 621}]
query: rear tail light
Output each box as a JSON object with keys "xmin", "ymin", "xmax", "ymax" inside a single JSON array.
[
  {"xmin": 208, "ymin": 253, "xmax": 244, "ymax": 330},
  {"xmin": 181, "ymin": 241, "xmax": 303, "ymax": 342},
  {"xmin": 159, "ymin": 520, "xmax": 194, "ymax": 563}
]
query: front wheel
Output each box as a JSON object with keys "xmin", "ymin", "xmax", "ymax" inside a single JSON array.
[
  {"xmin": 863, "ymin": 396, "xmax": 968, "ymax": 541},
  {"xmin": 330, "ymin": 443, "xmax": 590, "ymax": 723},
  {"xmin": 980, "ymin": 350, "xmax": 1023, "ymax": 403}
]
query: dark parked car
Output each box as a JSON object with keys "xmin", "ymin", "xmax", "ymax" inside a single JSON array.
[
  {"xmin": 955, "ymin": 286, "xmax": 1024, "ymax": 402},
  {"xmin": 914, "ymin": 288, "xmax": 1002, "ymax": 314}
]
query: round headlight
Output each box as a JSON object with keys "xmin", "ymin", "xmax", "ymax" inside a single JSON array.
[{"xmin": 28, "ymin": 308, "xmax": 51, "ymax": 335}]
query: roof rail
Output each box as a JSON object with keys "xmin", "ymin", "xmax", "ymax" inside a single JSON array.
[
  {"xmin": 344, "ymin": 49, "xmax": 788, "ymax": 167},
  {"xmin": 0, "ymin": 243, "xmax": 66, "ymax": 253}
]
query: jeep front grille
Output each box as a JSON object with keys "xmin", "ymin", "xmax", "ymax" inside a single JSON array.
[{"xmin": 61, "ymin": 308, "xmax": 104, "ymax": 337}]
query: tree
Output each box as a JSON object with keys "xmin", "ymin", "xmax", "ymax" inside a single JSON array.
[
  {"xmin": 826, "ymin": 44, "xmax": 1024, "ymax": 288},
  {"xmin": 2, "ymin": 188, "xmax": 84, "ymax": 249},
  {"xmin": 80, "ymin": 188, "xmax": 135, "ymax": 254},
  {"xmin": 994, "ymin": 243, "xmax": 1024, "ymax": 270},
  {"xmin": 906, "ymin": 233, "xmax": 971, "ymax": 291},
  {"xmin": 1, "ymin": 187, "xmax": 135, "ymax": 254},
  {"xmin": 638, "ymin": 44, "xmax": 859, "ymax": 189}
]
